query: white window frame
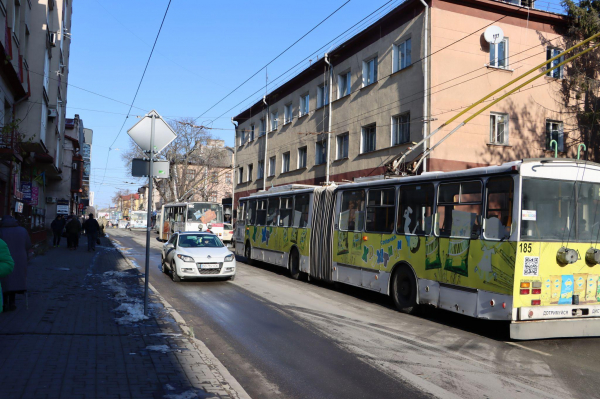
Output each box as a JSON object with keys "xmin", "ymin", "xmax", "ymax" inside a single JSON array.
[
  {"xmin": 247, "ymin": 164, "xmax": 253, "ymax": 182},
  {"xmin": 259, "ymin": 118, "xmax": 265, "ymax": 137},
  {"xmin": 317, "ymin": 84, "xmax": 329, "ymax": 108},
  {"xmin": 282, "ymin": 152, "xmax": 290, "ymax": 173},
  {"xmin": 299, "ymin": 94, "xmax": 309, "ymax": 117},
  {"xmin": 361, "ymin": 124, "xmax": 376, "ymax": 153},
  {"xmin": 546, "ymin": 120, "xmax": 564, "ymax": 152},
  {"xmin": 249, "ymin": 124, "xmax": 255, "ymax": 141},
  {"xmin": 489, "ymin": 38, "xmax": 509, "ymax": 69},
  {"xmin": 362, "ymin": 56, "xmax": 378, "ymax": 87},
  {"xmin": 336, "ymin": 133, "xmax": 349, "ymax": 160},
  {"xmin": 298, "ymin": 146, "xmax": 307, "ymax": 169},
  {"xmin": 43, "ymin": 48, "xmax": 50, "ymax": 93},
  {"xmin": 546, "ymin": 47, "xmax": 564, "ymax": 79},
  {"xmin": 257, "ymin": 160, "xmax": 264, "ymax": 179},
  {"xmin": 337, "ymin": 71, "xmax": 351, "ymax": 99},
  {"xmin": 238, "ymin": 167, "xmax": 244, "ymax": 184},
  {"xmin": 490, "ymin": 112, "xmax": 509, "ymax": 145},
  {"xmin": 391, "ymin": 112, "xmax": 410, "ymax": 146},
  {"xmin": 284, "ymin": 103, "xmax": 292, "ymax": 124},
  {"xmin": 269, "ymin": 156, "xmax": 276, "ymax": 177},
  {"xmin": 315, "ymin": 140, "xmax": 326, "ymax": 165},
  {"xmin": 271, "ymin": 111, "xmax": 278, "ymax": 131},
  {"xmin": 393, "ymin": 38, "xmax": 411, "ymax": 73}
]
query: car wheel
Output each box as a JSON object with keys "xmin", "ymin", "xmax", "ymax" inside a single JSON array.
[
  {"xmin": 227, "ymin": 274, "xmax": 236, "ymax": 281},
  {"xmin": 171, "ymin": 260, "xmax": 181, "ymax": 282},
  {"xmin": 244, "ymin": 242, "xmax": 253, "ymax": 265},
  {"xmin": 392, "ymin": 266, "xmax": 417, "ymax": 314},
  {"xmin": 160, "ymin": 257, "xmax": 168, "ymax": 274},
  {"xmin": 289, "ymin": 249, "xmax": 300, "ymax": 280}
]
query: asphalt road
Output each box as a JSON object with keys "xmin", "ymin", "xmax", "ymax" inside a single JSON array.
[{"xmin": 108, "ymin": 228, "xmax": 600, "ymax": 399}]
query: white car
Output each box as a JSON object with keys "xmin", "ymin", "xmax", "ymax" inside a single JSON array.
[
  {"xmin": 161, "ymin": 232, "xmax": 236, "ymax": 282},
  {"xmin": 222, "ymin": 223, "xmax": 234, "ymax": 244}
]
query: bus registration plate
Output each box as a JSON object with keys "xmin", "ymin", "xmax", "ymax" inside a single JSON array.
[{"xmin": 199, "ymin": 263, "xmax": 219, "ymax": 269}]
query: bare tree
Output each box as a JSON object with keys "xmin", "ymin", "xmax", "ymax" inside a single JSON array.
[
  {"xmin": 111, "ymin": 189, "xmax": 131, "ymax": 208},
  {"xmin": 122, "ymin": 117, "xmax": 233, "ymax": 204}
]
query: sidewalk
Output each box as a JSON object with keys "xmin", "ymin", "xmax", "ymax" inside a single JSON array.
[{"xmin": 0, "ymin": 235, "xmax": 247, "ymax": 399}]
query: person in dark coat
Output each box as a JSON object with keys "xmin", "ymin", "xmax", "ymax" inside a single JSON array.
[
  {"xmin": 83, "ymin": 214, "xmax": 100, "ymax": 252},
  {"xmin": 0, "ymin": 215, "xmax": 31, "ymax": 311},
  {"xmin": 0, "ymin": 238, "xmax": 14, "ymax": 313},
  {"xmin": 50, "ymin": 215, "xmax": 66, "ymax": 247},
  {"xmin": 65, "ymin": 216, "xmax": 82, "ymax": 250}
]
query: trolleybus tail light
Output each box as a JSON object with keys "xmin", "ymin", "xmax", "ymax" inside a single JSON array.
[
  {"xmin": 520, "ymin": 289, "xmax": 530, "ymax": 295},
  {"xmin": 520, "ymin": 282, "xmax": 531, "ymax": 288},
  {"xmin": 362, "ymin": 236, "xmax": 368, "ymax": 241},
  {"xmin": 502, "ymin": 302, "xmax": 506, "ymax": 309},
  {"xmin": 531, "ymin": 299, "xmax": 541, "ymax": 306},
  {"xmin": 490, "ymin": 299, "xmax": 495, "ymax": 307},
  {"xmin": 532, "ymin": 288, "xmax": 542, "ymax": 295}
]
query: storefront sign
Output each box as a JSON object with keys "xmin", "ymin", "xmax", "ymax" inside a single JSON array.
[
  {"xmin": 14, "ymin": 201, "xmax": 23, "ymax": 213},
  {"xmin": 21, "ymin": 182, "xmax": 32, "ymax": 201},
  {"xmin": 30, "ymin": 187, "xmax": 39, "ymax": 206},
  {"xmin": 57, "ymin": 199, "xmax": 69, "ymax": 215}
]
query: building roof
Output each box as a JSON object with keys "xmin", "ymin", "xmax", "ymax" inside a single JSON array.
[{"xmin": 233, "ymin": 0, "xmax": 566, "ymax": 123}]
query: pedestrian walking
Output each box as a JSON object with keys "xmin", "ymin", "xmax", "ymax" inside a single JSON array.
[
  {"xmin": 65, "ymin": 215, "xmax": 81, "ymax": 250},
  {"xmin": 0, "ymin": 215, "xmax": 31, "ymax": 312},
  {"xmin": 0, "ymin": 238, "xmax": 14, "ymax": 313},
  {"xmin": 50, "ymin": 214, "xmax": 66, "ymax": 247},
  {"xmin": 83, "ymin": 213, "xmax": 100, "ymax": 252}
]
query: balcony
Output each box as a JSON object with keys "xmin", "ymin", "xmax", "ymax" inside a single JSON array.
[{"xmin": 0, "ymin": 129, "xmax": 22, "ymax": 161}]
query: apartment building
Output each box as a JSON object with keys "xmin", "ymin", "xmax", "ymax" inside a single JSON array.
[
  {"xmin": 233, "ymin": 0, "xmax": 570, "ymax": 204},
  {"xmin": 0, "ymin": 0, "xmax": 75, "ymax": 244}
]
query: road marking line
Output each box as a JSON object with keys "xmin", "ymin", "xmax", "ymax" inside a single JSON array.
[{"xmin": 505, "ymin": 342, "xmax": 552, "ymax": 357}]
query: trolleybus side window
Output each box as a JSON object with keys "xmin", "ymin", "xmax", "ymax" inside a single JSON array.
[
  {"xmin": 438, "ymin": 181, "xmax": 482, "ymax": 239},
  {"xmin": 267, "ymin": 197, "xmax": 279, "ymax": 226},
  {"xmin": 366, "ymin": 188, "xmax": 395, "ymax": 233},
  {"xmin": 398, "ymin": 184, "xmax": 434, "ymax": 235},
  {"xmin": 577, "ymin": 182, "xmax": 600, "ymax": 241},
  {"xmin": 280, "ymin": 197, "xmax": 294, "ymax": 227},
  {"xmin": 293, "ymin": 194, "xmax": 310, "ymax": 228},
  {"xmin": 256, "ymin": 200, "xmax": 267, "ymax": 225},
  {"xmin": 238, "ymin": 201, "xmax": 246, "ymax": 224},
  {"xmin": 247, "ymin": 200, "xmax": 257, "ymax": 225},
  {"xmin": 339, "ymin": 190, "xmax": 365, "ymax": 232},
  {"xmin": 484, "ymin": 177, "xmax": 513, "ymax": 240}
]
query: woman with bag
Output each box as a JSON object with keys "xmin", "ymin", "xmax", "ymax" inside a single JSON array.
[{"xmin": 0, "ymin": 215, "xmax": 31, "ymax": 312}]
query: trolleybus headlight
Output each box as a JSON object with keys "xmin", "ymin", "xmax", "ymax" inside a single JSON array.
[
  {"xmin": 586, "ymin": 248, "xmax": 600, "ymax": 265},
  {"xmin": 177, "ymin": 254, "xmax": 195, "ymax": 262},
  {"xmin": 224, "ymin": 254, "xmax": 234, "ymax": 262},
  {"xmin": 556, "ymin": 247, "xmax": 578, "ymax": 265}
]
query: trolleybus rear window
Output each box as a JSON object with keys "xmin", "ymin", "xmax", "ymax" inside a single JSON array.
[
  {"xmin": 438, "ymin": 181, "xmax": 482, "ymax": 239},
  {"xmin": 366, "ymin": 188, "xmax": 395, "ymax": 233},
  {"xmin": 280, "ymin": 197, "xmax": 293, "ymax": 227},
  {"xmin": 339, "ymin": 190, "xmax": 365, "ymax": 232},
  {"xmin": 398, "ymin": 184, "xmax": 434, "ymax": 236},
  {"xmin": 256, "ymin": 200, "xmax": 267, "ymax": 225},
  {"xmin": 267, "ymin": 198, "xmax": 279, "ymax": 226},
  {"xmin": 294, "ymin": 194, "xmax": 310, "ymax": 228}
]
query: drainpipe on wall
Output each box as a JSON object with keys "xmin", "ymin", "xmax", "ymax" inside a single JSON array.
[
  {"xmin": 419, "ymin": 0, "xmax": 429, "ymax": 173},
  {"xmin": 324, "ymin": 53, "xmax": 333, "ymax": 185},
  {"xmin": 263, "ymin": 96, "xmax": 268, "ymax": 191},
  {"xmin": 231, "ymin": 118, "xmax": 237, "ymax": 217}
]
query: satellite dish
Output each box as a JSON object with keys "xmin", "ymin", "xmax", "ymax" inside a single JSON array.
[{"xmin": 484, "ymin": 26, "xmax": 504, "ymax": 44}]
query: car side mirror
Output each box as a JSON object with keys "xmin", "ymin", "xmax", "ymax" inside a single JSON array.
[{"xmin": 166, "ymin": 243, "xmax": 174, "ymax": 249}]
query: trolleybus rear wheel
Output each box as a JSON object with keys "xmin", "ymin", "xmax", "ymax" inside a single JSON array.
[
  {"xmin": 289, "ymin": 249, "xmax": 300, "ymax": 280},
  {"xmin": 244, "ymin": 242, "xmax": 253, "ymax": 265},
  {"xmin": 392, "ymin": 266, "xmax": 417, "ymax": 314}
]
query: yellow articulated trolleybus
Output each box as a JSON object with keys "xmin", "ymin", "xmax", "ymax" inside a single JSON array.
[{"xmin": 236, "ymin": 159, "xmax": 600, "ymax": 339}]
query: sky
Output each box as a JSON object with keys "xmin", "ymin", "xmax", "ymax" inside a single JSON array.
[{"xmin": 68, "ymin": 0, "xmax": 567, "ymax": 209}]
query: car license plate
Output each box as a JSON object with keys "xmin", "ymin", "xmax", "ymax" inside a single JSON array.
[{"xmin": 199, "ymin": 264, "xmax": 219, "ymax": 269}]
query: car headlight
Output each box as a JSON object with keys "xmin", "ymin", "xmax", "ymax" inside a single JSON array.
[
  {"xmin": 177, "ymin": 254, "xmax": 195, "ymax": 262},
  {"xmin": 224, "ymin": 254, "xmax": 234, "ymax": 262}
]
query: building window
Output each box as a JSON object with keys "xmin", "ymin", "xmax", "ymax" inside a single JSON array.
[
  {"xmin": 393, "ymin": 38, "xmax": 411, "ymax": 73},
  {"xmin": 546, "ymin": 120, "xmax": 564, "ymax": 152},
  {"xmin": 249, "ymin": 124, "xmax": 255, "ymax": 141},
  {"xmin": 40, "ymin": 101, "xmax": 47, "ymax": 144},
  {"xmin": 225, "ymin": 174, "xmax": 232, "ymax": 184},
  {"xmin": 489, "ymin": 38, "xmax": 509, "ymax": 68},
  {"xmin": 392, "ymin": 112, "xmax": 410, "ymax": 145},
  {"xmin": 490, "ymin": 113, "xmax": 509, "ymax": 145},
  {"xmin": 338, "ymin": 71, "xmax": 351, "ymax": 99},
  {"xmin": 43, "ymin": 49, "xmax": 50, "ymax": 92},
  {"xmin": 239, "ymin": 129, "xmax": 245, "ymax": 146},
  {"xmin": 362, "ymin": 56, "xmax": 378, "ymax": 86},
  {"xmin": 257, "ymin": 160, "xmax": 264, "ymax": 179},
  {"xmin": 186, "ymin": 169, "xmax": 196, "ymax": 179},
  {"xmin": 238, "ymin": 167, "xmax": 243, "ymax": 184},
  {"xmin": 284, "ymin": 103, "xmax": 292, "ymax": 124},
  {"xmin": 247, "ymin": 164, "xmax": 253, "ymax": 182},
  {"xmin": 269, "ymin": 156, "xmax": 276, "ymax": 177},
  {"xmin": 361, "ymin": 124, "xmax": 376, "ymax": 153},
  {"xmin": 298, "ymin": 146, "xmax": 307, "ymax": 169},
  {"xmin": 282, "ymin": 152, "xmax": 290, "ymax": 173},
  {"xmin": 259, "ymin": 118, "xmax": 265, "ymax": 136},
  {"xmin": 12, "ymin": 0, "xmax": 20, "ymax": 34},
  {"xmin": 271, "ymin": 111, "xmax": 278, "ymax": 131},
  {"xmin": 547, "ymin": 47, "xmax": 564, "ymax": 79},
  {"xmin": 317, "ymin": 84, "xmax": 329, "ymax": 108},
  {"xmin": 337, "ymin": 133, "xmax": 349, "ymax": 159},
  {"xmin": 210, "ymin": 170, "xmax": 219, "ymax": 183},
  {"xmin": 315, "ymin": 140, "xmax": 327, "ymax": 165},
  {"xmin": 299, "ymin": 93, "xmax": 309, "ymax": 117}
]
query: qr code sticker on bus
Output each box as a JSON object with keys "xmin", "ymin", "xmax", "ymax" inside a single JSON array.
[{"xmin": 523, "ymin": 256, "xmax": 539, "ymax": 276}]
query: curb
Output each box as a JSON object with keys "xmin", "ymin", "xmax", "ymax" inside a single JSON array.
[{"xmin": 107, "ymin": 236, "xmax": 252, "ymax": 399}]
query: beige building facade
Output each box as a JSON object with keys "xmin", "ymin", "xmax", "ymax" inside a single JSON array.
[{"xmin": 233, "ymin": 0, "xmax": 571, "ymax": 205}]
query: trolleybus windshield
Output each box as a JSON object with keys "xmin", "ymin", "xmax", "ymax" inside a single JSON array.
[{"xmin": 187, "ymin": 203, "xmax": 223, "ymax": 224}]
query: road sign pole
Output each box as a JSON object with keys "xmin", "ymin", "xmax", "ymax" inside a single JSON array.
[{"xmin": 143, "ymin": 114, "xmax": 156, "ymax": 316}]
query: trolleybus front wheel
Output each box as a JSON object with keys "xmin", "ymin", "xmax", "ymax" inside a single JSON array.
[
  {"xmin": 244, "ymin": 242, "xmax": 253, "ymax": 265},
  {"xmin": 392, "ymin": 266, "xmax": 417, "ymax": 314},
  {"xmin": 289, "ymin": 249, "xmax": 300, "ymax": 280}
]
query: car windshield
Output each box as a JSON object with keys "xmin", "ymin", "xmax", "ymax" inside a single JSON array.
[
  {"xmin": 521, "ymin": 178, "xmax": 600, "ymax": 242},
  {"xmin": 178, "ymin": 234, "xmax": 224, "ymax": 248},
  {"xmin": 187, "ymin": 203, "xmax": 223, "ymax": 224}
]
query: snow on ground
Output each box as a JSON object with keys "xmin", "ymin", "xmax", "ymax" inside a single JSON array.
[{"xmin": 101, "ymin": 278, "xmax": 149, "ymax": 324}]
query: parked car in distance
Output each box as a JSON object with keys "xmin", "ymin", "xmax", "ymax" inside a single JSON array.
[
  {"xmin": 161, "ymin": 232, "xmax": 236, "ymax": 282},
  {"xmin": 222, "ymin": 223, "xmax": 233, "ymax": 244}
]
